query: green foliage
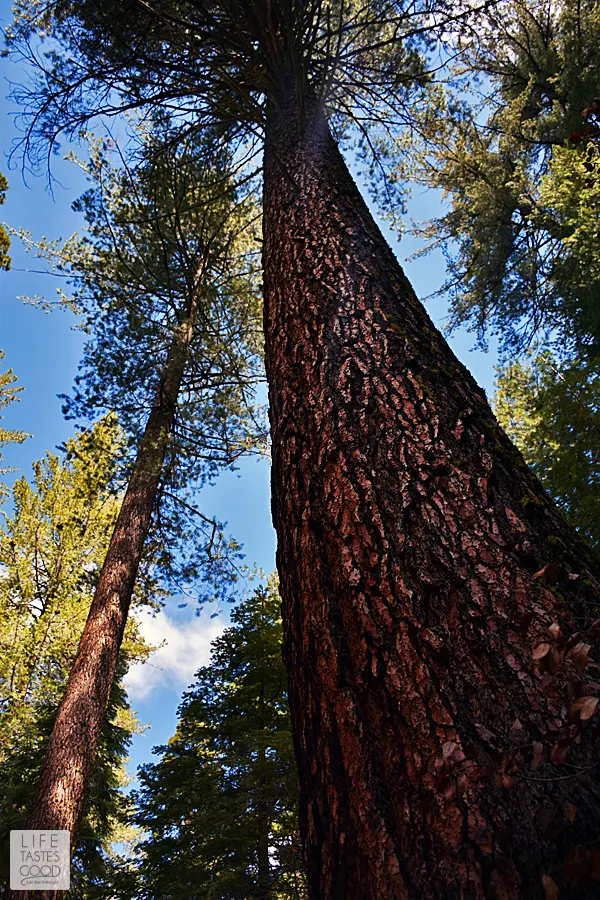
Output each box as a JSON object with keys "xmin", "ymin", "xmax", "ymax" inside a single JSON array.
[
  {"xmin": 0, "ymin": 350, "xmax": 28, "ymax": 501},
  {"xmin": 121, "ymin": 578, "xmax": 306, "ymax": 899},
  {"xmin": 415, "ymin": 0, "xmax": 600, "ymax": 359},
  {"xmin": 6, "ymin": 2, "xmax": 462, "ymax": 229},
  {"xmin": 7, "ymin": 0, "xmax": 436, "ymax": 127},
  {"xmin": 494, "ymin": 353, "xmax": 600, "ymax": 548},
  {"xmin": 536, "ymin": 139, "xmax": 600, "ymax": 350},
  {"xmin": 0, "ymin": 171, "xmax": 10, "ymax": 270},
  {"xmin": 0, "ymin": 417, "xmax": 152, "ymax": 895},
  {"xmin": 414, "ymin": 0, "xmax": 600, "ymax": 554},
  {"xmin": 20, "ymin": 126, "xmax": 266, "ymax": 603}
]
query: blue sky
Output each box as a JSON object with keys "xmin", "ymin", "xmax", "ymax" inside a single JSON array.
[{"xmin": 0, "ymin": 0, "xmax": 498, "ymax": 780}]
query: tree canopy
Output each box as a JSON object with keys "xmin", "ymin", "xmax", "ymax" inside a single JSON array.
[
  {"xmin": 5, "ymin": 1, "xmax": 489, "ymax": 226},
  {"xmin": 0, "ymin": 417, "xmax": 151, "ymax": 896},
  {"xmin": 494, "ymin": 352, "xmax": 600, "ymax": 550},
  {"xmin": 21, "ymin": 125, "xmax": 266, "ymax": 603},
  {"xmin": 412, "ymin": 0, "xmax": 600, "ymax": 558},
  {"xmin": 416, "ymin": 0, "xmax": 600, "ymax": 361},
  {"xmin": 120, "ymin": 578, "xmax": 305, "ymax": 899}
]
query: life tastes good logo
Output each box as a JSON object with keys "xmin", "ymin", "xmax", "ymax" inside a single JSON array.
[{"xmin": 10, "ymin": 831, "xmax": 70, "ymax": 891}]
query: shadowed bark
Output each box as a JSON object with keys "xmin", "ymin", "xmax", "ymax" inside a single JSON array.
[
  {"xmin": 3, "ymin": 281, "xmax": 202, "ymax": 900},
  {"xmin": 263, "ymin": 90, "xmax": 600, "ymax": 899},
  {"xmin": 257, "ymin": 685, "xmax": 273, "ymax": 900}
]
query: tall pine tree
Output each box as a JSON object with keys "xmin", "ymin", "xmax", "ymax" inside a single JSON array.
[
  {"xmin": 123, "ymin": 579, "xmax": 305, "ymax": 900},
  {"xmin": 6, "ymin": 125, "xmax": 263, "ymax": 896},
  {"xmin": 7, "ymin": 3, "xmax": 600, "ymax": 894}
]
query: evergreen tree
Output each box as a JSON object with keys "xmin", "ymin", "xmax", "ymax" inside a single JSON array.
[
  {"xmin": 494, "ymin": 353, "xmax": 600, "ymax": 550},
  {"xmin": 7, "ymin": 3, "xmax": 600, "ymax": 895},
  {"xmin": 26, "ymin": 129, "xmax": 264, "ymax": 597},
  {"xmin": 414, "ymin": 0, "xmax": 600, "ymax": 362},
  {"xmin": 124, "ymin": 579, "xmax": 305, "ymax": 900},
  {"xmin": 410, "ymin": 0, "xmax": 600, "ymax": 594},
  {"xmin": 10, "ymin": 126, "xmax": 264, "ymax": 873},
  {"xmin": 0, "ymin": 418, "xmax": 151, "ymax": 897}
]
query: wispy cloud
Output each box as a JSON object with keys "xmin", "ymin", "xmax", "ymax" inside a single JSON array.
[{"xmin": 124, "ymin": 608, "xmax": 227, "ymax": 701}]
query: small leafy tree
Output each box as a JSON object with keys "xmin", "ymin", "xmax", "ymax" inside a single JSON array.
[
  {"xmin": 0, "ymin": 417, "xmax": 151, "ymax": 896},
  {"xmin": 124, "ymin": 578, "xmax": 305, "ymax": 900}
]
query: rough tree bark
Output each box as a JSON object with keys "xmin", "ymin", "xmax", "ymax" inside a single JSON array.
[
  {"xmin": 263, "ymin": 90, "xmax": 600, "ymax": 899},
  {"xmin": 4, "ymin": 280, "xmax": 202, "ymax": 900}
]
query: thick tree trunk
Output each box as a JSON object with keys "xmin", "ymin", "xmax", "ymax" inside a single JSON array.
[
  {"xmin": 263, "ymin": 93, "xmax": 600, "ymax": 899},
  {"xmin": 4, "ymin": 288, "xmax": 201, "ymax": 900}
]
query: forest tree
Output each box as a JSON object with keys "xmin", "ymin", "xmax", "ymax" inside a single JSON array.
[
  {"xmin": 4, "ymin": 125, "xmax": 263, "ymax": 899},
  {"xmin": 123, "ymin": 580, "xmax": 306, "ymax": 900},
  {"xmin": 0, "ymin": 419, "xmax": 151, "ymax": 898},
  {"xmin": 6, "ymin": 2, "xmax": 600, "ymax": 896}
]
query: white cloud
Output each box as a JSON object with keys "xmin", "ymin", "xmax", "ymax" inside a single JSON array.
[{"xmin": 124, "ymin": 608, "xmax": 227, "ymax": 701}]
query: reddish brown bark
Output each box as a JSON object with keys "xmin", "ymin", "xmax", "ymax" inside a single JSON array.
[
  {"xmin": 263, "ymin": 93, "xmax": 600, "ymax": 899},
  {"xmin": 3, "ymin": 286, "xmax": 201, "ymax": 900}
]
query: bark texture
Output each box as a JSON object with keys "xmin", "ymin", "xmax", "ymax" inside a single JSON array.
[
  {"xmin": 4, "ymin": 291, "xmax": 200, "ymax": 900},
  {"xmin": 263, "ymin": 93, "xmax": 600, "ymax": 899}
]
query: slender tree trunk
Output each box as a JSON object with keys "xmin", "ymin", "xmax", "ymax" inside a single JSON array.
[
  {"xmin": 257, "ymin": 686, "xmax": 272, "ymax": 900},
  {"xmin": 257, "ymin": 751, "xmax": 272, "ymax": 899},
  {"xmin": 263, "ymin": 91, "xmax": 600, "ymax": 899},
  {"xmin": 4, "ymin": 283, "xmax": 201, "ymax": 900}
]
